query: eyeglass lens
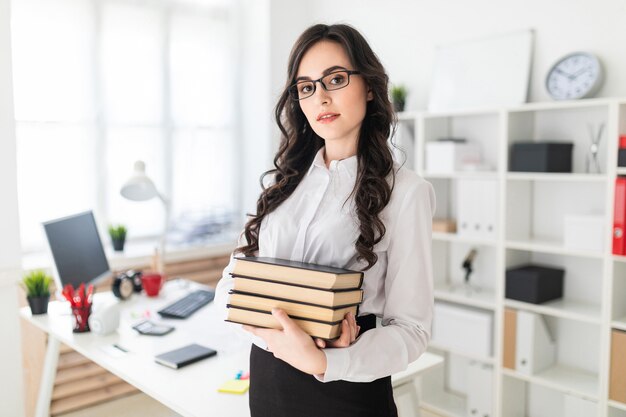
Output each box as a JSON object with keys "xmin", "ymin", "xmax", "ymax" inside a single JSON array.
[{"xmin": 291, "ymin": 71, "xmax": 351, "ymax": 100}]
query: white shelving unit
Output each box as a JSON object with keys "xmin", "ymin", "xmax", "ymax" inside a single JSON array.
[{"xmin": 395, "ymin": 97, "xmax": 626, "ymax": 417}]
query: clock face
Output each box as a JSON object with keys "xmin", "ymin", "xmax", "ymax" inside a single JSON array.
[
  {"xmin": 113, "ymin": 275, "xmax": 134, "ymax": 300},
  {"xmin": 546, "ymin": 52, "xmax": 603, "ymax": 100}
]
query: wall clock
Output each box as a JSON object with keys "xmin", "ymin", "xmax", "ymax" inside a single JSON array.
[{"xmin": 546, "ymin": 52, "xmax": 604, "ymax": 100}]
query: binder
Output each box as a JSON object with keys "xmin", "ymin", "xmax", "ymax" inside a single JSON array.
[
  {"xmin": 467, "ymin": 361, "xmax": 493, "ymax": 417},
  {"xmin": 503, "ymin": 308, "xmax": 517, "ymax": 370},
  {"xmin": 610, "ymin": 329, "xmax": 626, "ymax": 403},
  {"xmin": 614, "ymin": 177, "xmax": 626, "ymax": 256},
  {"xmin": 515, "ymin": 311, "xmax": 556, "ymax": 375}
]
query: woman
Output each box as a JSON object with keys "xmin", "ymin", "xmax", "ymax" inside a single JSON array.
[{"xmin": 214, "ymin": 23, "xmax": 435, "ymax": 417}]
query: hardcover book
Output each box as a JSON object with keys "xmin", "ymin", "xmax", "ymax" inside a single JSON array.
[
  {"xmin": 226, "ymin": 305, "xmax": 342, "ymax": 340},
  {"xmin": 233, "ymin": 256, "xmax": 363, "ymax": 290},
  {"xmin": 231, "ymin": 276, "xmax": 363, "ymax": 307},
  {"xmin": 228, "ymin": 291, "xmax": 358, "ymax": 323}
]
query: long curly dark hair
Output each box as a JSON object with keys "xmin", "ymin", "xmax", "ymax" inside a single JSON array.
[{"xmin": 234, "ymin": 23, "xmax": 400, "ymax": 271}]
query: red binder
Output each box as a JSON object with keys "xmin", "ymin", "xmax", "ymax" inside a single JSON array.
[{"xmin": 614, "ymin": 177, "xmax": 626, "ymax": 255}]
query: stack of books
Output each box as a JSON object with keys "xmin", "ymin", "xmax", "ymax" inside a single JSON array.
[{"xmin": 226, "ymin": 256, "xmax": 364, "ymax": 340}]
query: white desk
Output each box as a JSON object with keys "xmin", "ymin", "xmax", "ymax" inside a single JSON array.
[{"xmin": 21, "ymin": 280, "xmax": 443, "ymax": 417}]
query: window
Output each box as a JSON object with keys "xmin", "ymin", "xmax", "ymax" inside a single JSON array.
[{"xmin": 11, "ymin": 0, "xmax": 238, "ymax": 251}]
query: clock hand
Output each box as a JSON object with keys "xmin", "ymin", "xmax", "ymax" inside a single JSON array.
[
  {"xmin": 554, "ymin": 67, "xmax": 573, "ymax": 78},
  {"xmin": 572, "ymin": 67, "xmax": 591, "ymax": 78}
]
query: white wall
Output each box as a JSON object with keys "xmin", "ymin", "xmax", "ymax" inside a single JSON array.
[
  {"xmin": 268, "ymin": 0, "xmax": 626, "ymax": 112},
  {"xmin": 0, "ymin": 0, "xmax": 25, "ymax": 415},
  {"xmin": 237, "ymin": 0, "xmax": 311, "ymax": 217}
]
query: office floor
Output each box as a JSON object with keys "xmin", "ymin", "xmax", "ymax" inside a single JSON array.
[{"xmin": 60, "ymin": 392, "xmax": 442, "ymax": 417}]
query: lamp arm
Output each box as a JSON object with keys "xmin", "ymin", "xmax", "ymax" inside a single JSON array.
[{"xmin": 156, "ymin": 191, "xmax": 171, "ymax": 274}]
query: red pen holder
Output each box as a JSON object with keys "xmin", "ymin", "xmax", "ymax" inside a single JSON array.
[{"xmin": 72, "ymin": 305, "xmax": 92, "ymax": 333}]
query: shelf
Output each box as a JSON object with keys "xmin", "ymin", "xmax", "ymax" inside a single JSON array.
[
  {"xmin": 434, "ymin": 283, "xmax": 496, "ymax": 310},
  {"xmin": 421, "ymin": 390, "xmax": 466, "ymax": 417},
  {"xmin": 502, "ymin": 364, "xmax": 599, "ymax": 401},
  {"xmin": 504, "ymin": 298, "xmax": 602, "ymax": 325},
  {"xmin": 422, "ymin": 107, "xmax": 500, "ymax": 119},
  {"xmin": 433, "ymin": 232, "xmax": 497, "ymax": 246},
  {"xmin": 617, "ymin": 167, "xmax": 626, "ymax": 176},
  {"xmin": 428, "ymin": 342, "xmax": 495, "ymax": 365},
  {"xmin": 506, "ymin": 172, "xmax": 607, "ymax": 182},
  {"xmin": 612, "ymin": 316, "xmax": 626, "ymax": 331},
  {"xmin": 506, "ymin": 97, "xmax": 613, "ymax": 112},
  {"xmin": 422, "ymin": 171, "xmax": 499, "ymax": 180},
  {"xmin": 614, "ymin": 255, "xmax": 626, "ymax": 263},
  {"xmin": 609, "ymin": 400, "xmax": 626, "ymax": 412},
  {"xmin": 505, "ymin": 238, "xmax": 605, "ymax": 259}
]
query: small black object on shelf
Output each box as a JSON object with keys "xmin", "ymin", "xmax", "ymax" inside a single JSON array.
[
  {"xmin": 619, "ymin": 149, "xmax": 626, "ymax": 167},
  {"xmin": 510, "ymin": 142, "xmax": 574, "ymax": 173},
  {"xmin": 505, "ymin": 264, "xmax": 564, "ymax": 304}
]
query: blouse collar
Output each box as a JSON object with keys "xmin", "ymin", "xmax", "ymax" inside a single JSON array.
[{"xmin": 308, "ymin": 146, "xmax": 358, "ymax": 180}]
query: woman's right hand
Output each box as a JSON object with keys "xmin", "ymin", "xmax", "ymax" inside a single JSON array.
[{"xmin": 314, "ymin": 311, "xmax": 360, "ymax": 349}]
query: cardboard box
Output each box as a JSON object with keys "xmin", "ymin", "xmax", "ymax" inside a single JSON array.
[
  {"xmin": 432, "ymin": 219, "xmax": 456, "ymax": 233},
  {"xmin": 426, "ymin": 142, "xmax": 481, "ymax": 174},
  {"xmin": 563, "ymin": 214, "xmax": 604, "ymax": 252},
  {"xmin": 432, "ymin": 302, "xmax": 493, "ymax": 358}
]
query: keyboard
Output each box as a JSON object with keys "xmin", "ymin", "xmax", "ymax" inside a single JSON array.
[{"xmin": 158, "ymin": 289, "xmax": 215, "ymax": 319}]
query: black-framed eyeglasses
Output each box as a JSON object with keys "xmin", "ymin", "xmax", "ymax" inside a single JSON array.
[{"xmin": 288, "ymin": 70, "xmax": 361, "ymax": 101}]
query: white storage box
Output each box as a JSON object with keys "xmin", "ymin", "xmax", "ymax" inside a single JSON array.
[
  {"xmin": 563, "ymin": 214, "xmax": 604, "ymax": 252},
  {"xmin": 563, "ymin": 394, "xmax": 597, "ymax": 417},
  {"xmin": 432, "ymin": 302, "xmax": 493, "ymax": 358},
  {"xmin": 426, "ymin": 141, "xmax": 481, "ymax": 174}
]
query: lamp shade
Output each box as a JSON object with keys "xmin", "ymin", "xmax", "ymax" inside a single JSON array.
[{"xmin": 120, "ymin": 161, "xmax": 159, "ymax": 201}]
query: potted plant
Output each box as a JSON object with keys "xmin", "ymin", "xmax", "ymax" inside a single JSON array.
[
  {"xmin": 390, "ymin": 85, "xmax": 407, "ymax": 112},
  {"xmin": 108, "ymin": 224, "xmax": 127, "ymax": 252},
  {"xmin": 21, "ymin": 270, "xmax": 53, "ymax": 315}
]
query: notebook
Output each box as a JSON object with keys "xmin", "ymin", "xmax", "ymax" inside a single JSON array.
[{"xmin": 154, "ymin": 343, "xmax": 217, "ymax": 369}]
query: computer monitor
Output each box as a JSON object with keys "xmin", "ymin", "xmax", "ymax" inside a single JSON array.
[{"xmin": 43, "ymin": 211, "xmax": 112, "ymax": 290}]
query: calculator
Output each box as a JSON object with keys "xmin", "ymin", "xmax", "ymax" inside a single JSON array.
[{"xmin": 132, "ymin": 320, "xmax": 175, "ymax": 336}]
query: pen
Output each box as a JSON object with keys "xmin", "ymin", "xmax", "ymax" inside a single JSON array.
[{"xmin": 113, "ymin": 344, "xmax": 129, "ymax": 353}]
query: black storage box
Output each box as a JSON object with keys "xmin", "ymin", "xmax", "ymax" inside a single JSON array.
[
  {"xmin": 619, "ymin": 149, "xmax": 626, "ymax": 167},
  {"xmin": 505, "ymin": 264, "xmax": 564, "ymax": 304},
  {"xmin": 510, "ymin": 142, "xmax": 574, "ymax": 172}
]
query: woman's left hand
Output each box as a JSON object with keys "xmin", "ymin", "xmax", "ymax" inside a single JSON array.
[{"xmin": 243, "ymin": 308, "xmax": 327, "ymax": 375}]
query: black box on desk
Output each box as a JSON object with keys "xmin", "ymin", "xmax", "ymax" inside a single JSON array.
[
  {"xmin": 505, "ymin": 264, "xmax": 564, "ymax": 304},
  {"xmin": 510, "ymin": 142, "xmax": 574, "ymax": 172}
]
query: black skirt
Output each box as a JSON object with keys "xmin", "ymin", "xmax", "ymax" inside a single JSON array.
[{"xmin": 249, "ymin": 314, "xmax": 398, "ymax": 417}]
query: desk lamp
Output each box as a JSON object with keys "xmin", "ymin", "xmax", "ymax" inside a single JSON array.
[{"xmin": 120, "ymin": 160, "xmax": 170, "ymax": 272}]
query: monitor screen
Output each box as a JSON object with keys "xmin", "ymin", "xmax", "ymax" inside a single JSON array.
[{"xmin": 43, "ymin": 211, "xmax": 111, "ymax": 288}]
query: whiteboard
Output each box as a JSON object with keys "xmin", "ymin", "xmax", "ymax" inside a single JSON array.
[{"xmin": 428, "ymin": 29, "xmax": 534, "ymax": 112}]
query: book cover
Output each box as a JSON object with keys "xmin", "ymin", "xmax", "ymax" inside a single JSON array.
[
  {"xmin": 227, "ymin": 291, "xmax": 357, "ymax": 323},
  {"xmin": 226, "ymin": 305, "xmax": 342, "ymax": 340},
  {"xmin": 233, "ymin": 256, "xmax": 363, "ymax": 290},
  {"xmin": 154, "ymin": 343, "xmax": 217, "ymax": 369},
  {"xmin": 231, "ymin": 276, "xmax": 363, "ymax": 307}
]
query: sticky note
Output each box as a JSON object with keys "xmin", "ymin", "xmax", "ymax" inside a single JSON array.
[{"xmin": 218, "ymin": 379, "xmax": 250, "ymax": 394}]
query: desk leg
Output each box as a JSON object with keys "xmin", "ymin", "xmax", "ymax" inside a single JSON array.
[
  {"xmin": 393, "ymin": 380, "xmax": 421, "ymax": 417},
  {"xmin": 35, "ymin": 336, "xmax": 60, "ymax": 417}
]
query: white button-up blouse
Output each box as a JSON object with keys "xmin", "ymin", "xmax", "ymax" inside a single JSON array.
[{"xmin": 214, "ymin": 146, "xmax": 436, "ymax": 383}]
